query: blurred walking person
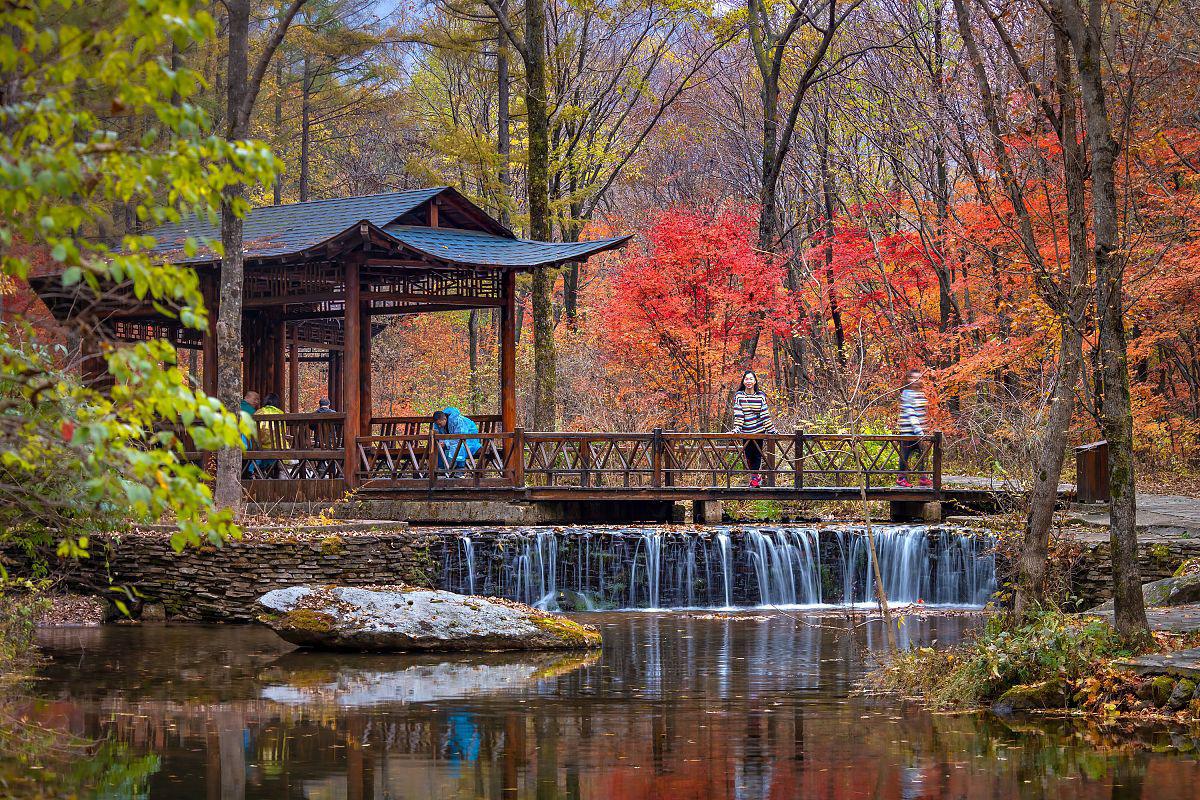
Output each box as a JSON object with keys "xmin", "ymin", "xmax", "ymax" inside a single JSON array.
[{"xmin": 897, "ymin": 369, "xmax": 930, "ymax": 487}]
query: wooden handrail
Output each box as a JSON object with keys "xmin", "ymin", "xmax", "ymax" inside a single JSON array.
[
  {"xmin": 251, "ymin": 411, "xmax": 345, "ymax": 422},
  {"xmin": 314, "ymin": 429, "xmax": 943, "ymax": 492}
]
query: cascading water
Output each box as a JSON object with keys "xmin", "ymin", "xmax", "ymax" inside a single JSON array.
[
  {"xmin": 441, "ymin": 526, "xmax": 996, "ymax": 611},
  {"xmin": 715, "ymin": 533, "xmax": 733, "ymax": 608},
  {"xmin": 459, "ymin": 536, "xmax": 476, "ymax": 596}
]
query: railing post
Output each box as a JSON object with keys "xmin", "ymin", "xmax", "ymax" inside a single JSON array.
[
  {"xmin": 766, "ymin": 436, "xmax": 777, "ymax": 488},
  {"xmin": 651, "ymin": 428, "xmax": 663, "ymax": 489},
  {"xmin": 932, "ymin": 431, "xmax": 943, "ymax": 493},
  {"xmin": 512, "ymin": 427, "xmax": 525, "ymax": 487},
  {"xmin": 427, "ymin": 429, "xmax": 438, "ymax": 489},
  {"xmin": 580, "ymin": 437, "xmax": 591, "ymax": 488},
  {"xmin": 794, "ymin": 429, "xmax": 804, "ymax": 489}
]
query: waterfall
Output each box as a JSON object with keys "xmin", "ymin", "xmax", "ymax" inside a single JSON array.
[
  {"xmin": 715, "ymin": 533, "xmax": 733, "ymax": 608},
  {"xmin": 459, "ymin": 536, "xmax": 476, "ymax": 596},
  {"xmin": 440, "ymin": 526, "xmax": 996, "ymax": 611},
  {"xmin": 630, "ymin": 531, "xmax": 664, "ymax": 609}
]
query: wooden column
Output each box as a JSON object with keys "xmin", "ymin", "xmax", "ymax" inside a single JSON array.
[
  {"xmin": 328, "ymin": 351, "xmax": 342, "ymax": 410},
  {"xmin": 201, "ymin": 272, "xmax": 219, "ymax": 398},
  {"xmin": 242, "ymin": 312, "xmax": 267, "ymax": 397},
  {"xmin": 500, "ymin": 269, "xmax": 518, "ymax": 432},
  {"xmin": 272, "ymin": 310, "xmax": 286, "ymax": 401},
  {"xmin": 343, "ymin": 257, "xmax": 362, "ymax": 487},
  {"xmin": 79, "ymin": 333, "xmax": 111, "ymax": 391},
  {"xmin": 288, "ymin": 338, "xmax": 299, "ymax": 412},
  {"xmin": 359, "ymin": 310, "xmax": 372, "ymax": 436}
]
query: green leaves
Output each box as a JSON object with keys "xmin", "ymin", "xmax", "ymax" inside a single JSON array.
[{"xmin": 0, "ymin": 0, "xmax": 277, "ymax": 557}]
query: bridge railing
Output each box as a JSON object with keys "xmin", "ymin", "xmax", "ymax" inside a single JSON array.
[
  {"xmin": 357, "ymin": 431, "xmax": 519, "ymax": 487},
  {"xmin": 354, "ymin": 429, "xmax": 941, "ymax": 490},
  {"xmin": 182, "ymin": 412, "xmax": 346, "ymax": 479}
]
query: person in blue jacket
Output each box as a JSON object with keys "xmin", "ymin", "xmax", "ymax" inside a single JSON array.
[{"xmin": 432, "ymin": 408, "xmax": 481, "ymax": 475}]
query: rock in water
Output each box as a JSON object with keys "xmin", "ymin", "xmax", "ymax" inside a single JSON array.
[{"xmin": 256, "ymin": 585, "xmax": 603, "ymax": 653}]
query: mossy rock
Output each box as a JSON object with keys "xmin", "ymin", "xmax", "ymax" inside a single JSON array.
[
  {"xmin": 255, "ymin": 585, "xmax": 603, "ymax": 653},
  {"xmin": 530, "ymin": 614, "xmax": 603, "ymax": 648},
  {"xmin": 992, "ymin": 679, "xmax": 1067, "ymax": 715},
  {"xmin": 1167, "ymin": 678, "xmax": 1196, "ymax": 711},
  {"xmin": 1148, "ymin": 675, "xmax": 1177, "ymax": 707},
  {"xmin": 278, "ymin": 608, "xmax": 338, "ymax": 634}
]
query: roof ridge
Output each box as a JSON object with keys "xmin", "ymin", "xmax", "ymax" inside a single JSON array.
[{"xmin": 253, "ymin": 186, "xmax": 447, "ymax": 213}]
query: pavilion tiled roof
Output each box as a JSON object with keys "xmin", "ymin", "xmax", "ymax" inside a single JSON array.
[
  {"xmin": 383, "ymin": 224, "xmax": 629, "ymax": 268},
  {"xmin": 139, "ymin": 187, "xmax": 629, "ymax": 268},
  {"xmin": 145, "ymin": 187, "xmax": 447, "ymax": 263}
]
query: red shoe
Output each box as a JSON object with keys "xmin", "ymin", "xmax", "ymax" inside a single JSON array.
[
  {"xmin": 919, "ymin": 477, "xmax": 933, "ymax": 487},
  {"xmin": 896, "ymin": 477, "xmax": 912, "ymax": 487},
  {"xmin": 749, "ymin": 475, "xmax": 762, "ymax": 488}
]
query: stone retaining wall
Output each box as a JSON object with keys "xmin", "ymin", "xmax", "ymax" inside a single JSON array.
[
  {"xmin": 1072, "ymin": 535, "xmax": 1200, "ymax": 608},
  {"xmin": 70, "ymin": 527, "xmax": 447, "ymax": 622},
  {"xmin": 34, "ymin": 523, "xmax": 1191, "ymax": 621}
]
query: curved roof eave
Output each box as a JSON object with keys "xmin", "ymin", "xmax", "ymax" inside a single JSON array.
[{"xmin": 376, "ymin": 224, "xmax": 633, "ymax": 269}]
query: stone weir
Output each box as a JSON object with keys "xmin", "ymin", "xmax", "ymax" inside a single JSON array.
[{"xmin": 57, "ymin": 524, "xmax": 998, "ymax": 622}]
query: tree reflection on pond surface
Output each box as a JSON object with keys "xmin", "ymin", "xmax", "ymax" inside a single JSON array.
[{"xmin": 14, "ymin": 613, "xmax": 1200, "ymax": 799}]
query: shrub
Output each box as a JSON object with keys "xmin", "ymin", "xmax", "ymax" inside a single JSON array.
[{"xmin": 869, "ymin": 610, "xmax": 1137, "ymax": 709}]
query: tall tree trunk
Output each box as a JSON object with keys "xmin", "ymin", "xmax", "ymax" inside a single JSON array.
[
  {"xmin": 1056, "ymin": 0, "xmax": 1148, "ymax": 638},
  {"xmin": 273, "ymin": 60, "xmax": 283, "ymax": 205},
  {"xmin": 468, "ymin": 309, "xmax": 480, "ymax": 414},
  {"xmin": 1017, "ymin": 23, "xmax": 1089, "ymax": 614},
  {"xmin": 300, "ymin": 54, "xmax": 312, "ymax": 203},
  {"xmin": 496, "ymin": 0, "xmax": 511, "ymax": 227},
  {"xmin": 757, "ymin": 71, "xmax": 780, "ymax": 255},
  {"xmin": 214, "ymin": 0, "xmax": 251, "ymax": 513},
  {"xmin": 931, "ymin": 3, "xmax": 957, "ymax": 336},
  {"xmin": 525, "ymin": 0, "xmax": 555, "ymax": 430},
  {"xmin": 212, "ymin": 0, "xmax": 308, "ymax": 513},
  {"xmin": 818, "ymin": 113, "xmax": 846, "ymax": 364}
]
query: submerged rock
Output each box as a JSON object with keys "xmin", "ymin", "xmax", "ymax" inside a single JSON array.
[
  {"xmin": 256, "ymin": 585, "xmax": 603, "ymax": 653},
  {"xmin": 992, "ymin": 679, "xmax": 1067, "ymax": 715}
]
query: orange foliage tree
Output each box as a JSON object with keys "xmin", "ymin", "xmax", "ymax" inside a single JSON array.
[{"xmin": 600, "ymin": 207, "xmax": 792, "ymax": 430}]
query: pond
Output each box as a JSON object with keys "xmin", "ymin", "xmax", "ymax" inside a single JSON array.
[{"xmin": 14, "ymin": 612, "xmax": 1200, "ymax": 799}]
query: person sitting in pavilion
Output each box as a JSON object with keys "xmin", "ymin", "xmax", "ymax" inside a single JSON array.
[
  {"xmin": 251, "ymin": 392, "xmax": 286, "ymax": 478},
  {"xmin": 239, "ymin": 391, "xmax": 261, "ymax": 478},
  {"xmin": 432, "ymin": 408, "xmax": 481, "ymax": 476}
]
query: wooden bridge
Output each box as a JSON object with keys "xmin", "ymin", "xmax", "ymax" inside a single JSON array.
[
  {"xmin": 31, "ymin": 188, "xmax": 984, "ymax": 518},
  {"xmin": 222, "ymin": 412, "xmax": 958, "ymax": 507}
]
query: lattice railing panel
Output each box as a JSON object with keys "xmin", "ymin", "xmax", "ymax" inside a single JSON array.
[{"xmin": 246, "ymin": 261, "xmax": 343, "ymax": 301}]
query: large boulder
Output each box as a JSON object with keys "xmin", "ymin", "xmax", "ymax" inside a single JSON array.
[
  {"xmin": 256, "ymin": 585, "xmax": 603, "ymax": 653},
  {"xmin": 1088, "ymin": 573, "xmax": 1200, "ymax": 614}
]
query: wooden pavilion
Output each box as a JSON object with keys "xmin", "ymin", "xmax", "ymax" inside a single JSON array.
[{"xmin": 32, "ymin": 187, "xmax": 629, "ymax": 498}]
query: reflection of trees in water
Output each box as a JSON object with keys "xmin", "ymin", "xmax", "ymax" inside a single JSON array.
[
  {"xmin": 20, "ymin": 617, "xmax": 1200, "ymax": 799},
  {"xmin": 0, "ymin": 700, "xmax": 161, "ymax": 798}
]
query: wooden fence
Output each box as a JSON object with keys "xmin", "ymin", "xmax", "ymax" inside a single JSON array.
[
  {"xmin": 354, "ymin": 429, "xmax": 942, "ymax": 491},
  {"xmin": 185, "ymin": 416, "xmax": 942, "ymax": 494}
]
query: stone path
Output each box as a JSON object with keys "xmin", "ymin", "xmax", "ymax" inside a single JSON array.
[
  {"xmin": 1117, "ymin": 647, "xmax": 1200, "ymax": 679},
  {"xmin": 1091, "ymin": 606, "xmax": 1200, "ymax": 678},
  {"xmin": 942, "ymin": 474, "xmax": 1072, "ymax": 493},
  {"xmin": 1069, "ymin": 494, "xmax": 1200, "ymax": 535},
  {"xmin": 944, "ymin": 476, "xmax": 1200, "ymax": 536},
  {"xmin": 1087, "ymin": 603, "xmax": 1200, "ymax": 633}
]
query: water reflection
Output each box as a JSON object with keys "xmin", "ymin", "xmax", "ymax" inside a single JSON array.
[{"xmin": 14, "ymin": 614, "xmax": 1200, "ymax": 799}]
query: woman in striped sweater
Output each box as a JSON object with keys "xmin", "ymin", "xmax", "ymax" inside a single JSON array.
[{"xmin": 732, "ymin": 370, "xmax": 776, "ymax": 488}]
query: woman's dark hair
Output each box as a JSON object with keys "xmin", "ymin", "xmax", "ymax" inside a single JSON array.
[
  {"xmin": 263, "ymin": 392, "xmax": 280, "ymax": 407},
  {"xmin": 738, "ymin": 371, "xmax": 763, "ymax": 395},
  {"xmin": 432, "ymin": 410, "xmax": 448, "ymax": 425}
]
